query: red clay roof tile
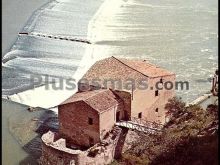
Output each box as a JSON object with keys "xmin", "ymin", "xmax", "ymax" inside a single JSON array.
[
  {"xmin": 82, "ymin": 57, "xmax": 174, "ymax": 82},
  {"xmin": 60, "ymin": 89, "xmax": 121, "ymax": 113}
]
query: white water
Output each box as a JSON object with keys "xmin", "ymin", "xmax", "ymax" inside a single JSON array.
[
  {"xmin": 2, "ymin": 0, "xmax": 218, "ymax": 108},
  {"xmin": 3, "ymin": 0, "xmax": 104, "ymax": 108}
]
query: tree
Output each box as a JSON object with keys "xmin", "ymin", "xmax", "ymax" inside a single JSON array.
[
  {"xmin": 165, "ymin": 97, "xmax": 186, "ymax": 118},
  {"xmin": 117, "ymin": 101, "xmax": 218, "ymax": 165}
]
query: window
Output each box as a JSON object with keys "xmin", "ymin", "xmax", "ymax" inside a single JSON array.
[
  {"xmin": 155, "ymin": 108, "xmax": 159, "ymax": 112},
  {"xmin": 88, "ymin": 117, "xmax": 93, "ymax": 125},
  {"xmin": 155, "ymin": 90, "xmax": 159, "ymax": 96},
  {"xmin": 138, "ymin": 112, "xmax": 142, "ymax": 118}
]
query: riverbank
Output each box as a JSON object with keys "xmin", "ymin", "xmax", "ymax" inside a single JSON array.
[{"xmin": 2, "ymin": 99, "xmax": 58, "ymax": 165}]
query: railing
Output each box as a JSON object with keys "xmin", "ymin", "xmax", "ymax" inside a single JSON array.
[
  {"xmin": 116, "ymin": 117, "xmax": 164, "ymax": 134},
  {"xmin": 116, "ymin": 98, "xmax": 165, "ymax": 133}
]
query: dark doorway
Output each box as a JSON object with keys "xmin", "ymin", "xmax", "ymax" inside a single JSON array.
[
  {"xmin": 124, "ymin": 110, "xmax": 128, "ymax": 120},
  {"xmin": 116, "ymin": 111, "xmax": 120, "ymax": 122},
  {"xmin": 138, "ymin": 112, "xmax": 142, "ymax": 118}
]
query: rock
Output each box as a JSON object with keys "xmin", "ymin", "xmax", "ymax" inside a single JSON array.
[
  {"xmin": 31, "ymin": 118, "xmax": 39, "ymax": 122},
  {"xmin": 27, "ymin": 106, "xmax": 37, "ymax": 112}
]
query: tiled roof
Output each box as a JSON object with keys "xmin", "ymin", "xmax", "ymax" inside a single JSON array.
[
  {"xmin": 59, "ymin": 89, "xmax": 121, "ymax": 113},
  {"xmin": 118, "ymin": 58, "xmax": 174, "ymax": 77},
  {"xmin": 82, "ymin": 57, "xmax": 174, "ymax": 82}
]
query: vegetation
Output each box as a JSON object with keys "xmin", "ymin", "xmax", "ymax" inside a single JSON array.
[
  {"xmin": 112, "ymin": 97, "xmax": 218, "ymax": 165},
  {"xmin": 165, "ymin": 97, "xmax": 186, "ymax": 118}
]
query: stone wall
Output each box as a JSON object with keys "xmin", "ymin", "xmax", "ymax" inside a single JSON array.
[
  {"xmin": 84, "ymin": 127, "xmax": 124, "ymax": 165},
  {"xmin": 112, "ymin": 90, "xmax": 132, "ymax": 120},
  {"xmin": 77, "ymin": 82, "xmax": 132, "ymax": 121},
  {"xmin": 40, "ymin": 127, "xmax": 124, "ymax": 165},
  {"xmin": 58, "ymin": 102, "xmax": 100, "ymax": 148},
  {"xmin": 39, "ymin": 131, "xmax": 83, "ymax": 165},
  {"xmin": 77, "ymin": 75, "xmax": 175, "ymax": 125},
  {"xmin": 131, "ymin": 75, "xmax": 175, "ymax": 124},
  {"xmin": 99, "ymin": 105, "xmax": 118, "ymax": 139}
]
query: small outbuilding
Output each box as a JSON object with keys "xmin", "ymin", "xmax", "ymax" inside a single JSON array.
[{"xmin": 58, "ymin": 89, "xmax": 126, "ymax": 147}]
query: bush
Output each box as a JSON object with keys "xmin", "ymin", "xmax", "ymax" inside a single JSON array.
[
  {"xmin": 118, "ymin": 101, "xmax": 218, "ymax": 165},
  {"xmin": 165, "ymin": 97, "xmax": 186, "ymax": 118}
]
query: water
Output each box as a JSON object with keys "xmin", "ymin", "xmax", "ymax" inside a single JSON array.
[
  {"xmin": 2, "ymin": 99, "xmax": 58, "ymax": 165},
  {"xmin": 2, "ymin": 100, "xmax": 29, "ymax": 165},
  {"xmin": 88, "ymin": 0, "xmax": 218, "ymax": 102},
  {"xmin": 2, "ymin": 0, "xmax": 49, "ymax": 55},
  {"xmin": 2, "ymin": 0, "xmax": 218, "ymax": 107},
  {"xmin": 2, "ymin": 0, "xmax": 218, "ymax": 164}
]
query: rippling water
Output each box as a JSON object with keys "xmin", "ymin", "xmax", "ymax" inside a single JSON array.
[
  {"xmin": 89, "ymin": 0, "xmax": 218, "ymax": 102},
  {"xmin": 2, "ymin": 0, "xmax": 218, "ymax": 164},
  {"xmin": 2, "ymin": 0, "xmax": 218, "ymax": 106}
]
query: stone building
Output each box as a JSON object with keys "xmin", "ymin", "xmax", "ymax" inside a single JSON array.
[
  {"xmin": 78, "ymin": 56, "xmax": 175, "ymax": 124},
  {"xmin": 58, "ymin": 89, "xmax": 127, "ymax": 147},
  {"xmin": 40, "ymin": 56, "xmax": 175, "ymax": 164}
]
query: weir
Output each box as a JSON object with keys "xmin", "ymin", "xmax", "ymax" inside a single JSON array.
[
  {"xmin": 18, "ymin": 32, "xmax": 91, "ymax": 44},
  {"xmin": 2, "ymin": 0, "xmax": 104, "ymax": 109}
]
